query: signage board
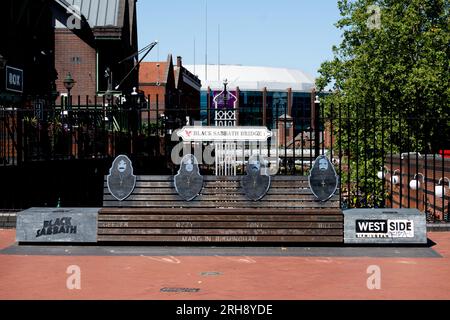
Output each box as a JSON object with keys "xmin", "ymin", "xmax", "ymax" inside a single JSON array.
[
  {"xmin": 344, "ymin": 209, "xmax": 427, "ymax": 244},
  {"xmin": 34, "ymin": 99, "xmax": 45, "ymax": 120},
  {"xmin": 6, "ymin": 66, "xmax": 23, "ymax": 93},
  {"xmin": 16, "ymin": 208, "xmax": 98, "ymax": 243},
  {"xmin": 177, "ymin": 126, "xmax": 272, "ymax": 142}
]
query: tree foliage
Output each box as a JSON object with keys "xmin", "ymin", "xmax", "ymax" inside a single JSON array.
[{"xmin": 316, "ymin": 0, "xmax": 449, "ymax": 207}]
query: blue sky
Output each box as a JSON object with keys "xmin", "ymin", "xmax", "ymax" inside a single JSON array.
[{"xmin": 137, "ymin": 0, "xmax": 342, "ymax": 77}]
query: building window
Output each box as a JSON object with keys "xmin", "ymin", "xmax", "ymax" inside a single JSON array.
[
  {"xmin": 239, "ymin": 91, "xmax": 263, "ymax": 126},
  {"xmin": 71, "ymin": 56, "xmax": 81, "ymax": 64},
  {"xmin": 267, "ymin": 92, "xmax": 288, "ymax": 130}
]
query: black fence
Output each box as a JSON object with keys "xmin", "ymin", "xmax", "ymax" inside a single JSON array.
[{"xmin": 1, "ymin": 94, "xmax": 449, "ymax": 222}]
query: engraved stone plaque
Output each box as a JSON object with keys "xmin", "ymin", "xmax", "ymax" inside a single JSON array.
[
  {"xmin": 308, "ymin": 155, "xmax": 339, "ymax": 202},
  {"xmin": 344, "ymin": 209, "xmax": 427, "ymax": 244},
  {"xmin": 174, "ymin": 154, "xmax": 203, "ymax": 201},
  {"xmin": 107, "ymin": 155, "xmax": 136, "ymax": 201},
  {"xmin": 241, "ymin": 155, "xmax": 271, "ymax": 201}
]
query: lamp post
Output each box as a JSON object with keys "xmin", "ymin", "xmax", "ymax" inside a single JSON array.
[
  {"xmin": 63, "ymin": 72, "xmax": 76, "ymax": 111},
  {"xmin": 314, "ymin": 94, "xmax": 321, "ymax": 158}
]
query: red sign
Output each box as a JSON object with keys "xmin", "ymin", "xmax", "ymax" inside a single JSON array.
[{"xmin": 439, "ymin": 150, "xmax": 450, "ymax": 158}]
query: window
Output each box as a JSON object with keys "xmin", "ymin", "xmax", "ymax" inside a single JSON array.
[{"xmin": 71, "ymin": 56, "xmax": 81, "ymax": 64}]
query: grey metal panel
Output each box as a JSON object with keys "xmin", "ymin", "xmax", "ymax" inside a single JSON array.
[
  {"xmin": 82, "ymin": 0, "xmax": 92, "ymax": 19},
  {"xmin": 62, "ymin": 0, "xmax": 120, "ymax": 27},
  {"xmin": 97, "ymin": 0, "xmax": 107, "ymax": 26},
  {"xmin": 105, "ymin": 0, "xmax": 118, "ymax": 26}
]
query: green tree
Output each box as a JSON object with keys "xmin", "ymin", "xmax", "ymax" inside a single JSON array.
[{"xmin": 316, "ymin": 0, "xmax": 449, "ymax": 207}]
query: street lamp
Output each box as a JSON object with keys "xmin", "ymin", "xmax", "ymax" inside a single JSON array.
[
  {"xmin": 435, "ymin": 177, "xmax": 449, "ymax": 198},
  {"xmin": 104, "ymin": 89, "xmax": 114, "ymax": 106},
  {"xmin": 391, "ymin": 169, "xmax": 400, "ymax": 185},
  {"xmin": 63, "ymin": 72, "xmax": 76, "ymax": 111},
  {"xmin": 409, "ymin": 173, "xmax": 424, "ymax": 190}
]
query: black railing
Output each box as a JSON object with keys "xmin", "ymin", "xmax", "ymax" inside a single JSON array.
[{"xmin": 0, "ymin": 94, "xmax": 449, "ymax": 222}]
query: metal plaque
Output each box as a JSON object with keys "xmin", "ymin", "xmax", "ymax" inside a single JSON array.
[
  {"xmin": 6, "ymin": 66, "xmax": 24, "ymax": 93},
  {"xmin": 241, "ymin": 155, "xmax": 271, "ymax": 201},
  {"xmin": 174, "ymin": 154, "xmax": 204, "ymax": 201},
  {"xmin": 107, "ymin": 155, "xmax": 136, "ymax": 201},
  {"xmin": 308, "ymin": 155, "xmax": 339, "ymax": 202},
  {"xmin": 16, "ymin": 208, "xmax": 98, "ymax": 243}
]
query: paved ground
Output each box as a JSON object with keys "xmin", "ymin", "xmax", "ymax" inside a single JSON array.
[{"xmin": 1, "ymin": 229, "xmax": 450, "ymax": 300}]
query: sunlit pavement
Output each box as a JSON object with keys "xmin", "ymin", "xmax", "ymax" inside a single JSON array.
[{"xmin": 0, "ymin": 229, "xmax": 449, "ymax": 300}]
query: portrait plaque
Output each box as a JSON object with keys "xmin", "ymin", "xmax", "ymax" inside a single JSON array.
[
  {"xmin": 174, "ymin": 154, "xmax": 204, "ymax": 201},
  {"xmin": 241, "ymin": 155, "xmax": 271, "ymax": 201},
  {"xmin": 107, "ymin": 155, "xmax": 136, "ymax": 201},
  {"xmin": 308, "ymin": 155, "xmax": 339, "ymax": 202}
]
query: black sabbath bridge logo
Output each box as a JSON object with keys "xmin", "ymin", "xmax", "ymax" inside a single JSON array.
[{"xmin": 36, "ymin": 217, "xmax": 77, "ymax": 238}]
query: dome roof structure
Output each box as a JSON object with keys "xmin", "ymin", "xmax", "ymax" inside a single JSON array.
[{"xmin": 184, "ymin": 64, "xmax": 315, "ymax": 91}]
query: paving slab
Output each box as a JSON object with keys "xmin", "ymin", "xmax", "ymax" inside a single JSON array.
[
  {"xmin": 0, "ymin": 244, "xmax": 441, "ymax": 258},
  {"xmin": 1, "ymin": 229, "xmax": 450, "ymax": 300}
]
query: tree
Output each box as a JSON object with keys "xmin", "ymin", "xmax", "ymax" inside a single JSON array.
[{"xmin": 316, "ymin": 0, "xmax": 449, "ymax": 207}]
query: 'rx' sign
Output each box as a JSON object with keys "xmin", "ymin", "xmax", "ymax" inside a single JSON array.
[{"xmin": 6, "ymin": 66, "xmax": 23, "ymax": 93}]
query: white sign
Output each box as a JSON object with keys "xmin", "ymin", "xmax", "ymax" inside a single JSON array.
[
  {"xmin": 177, "ymin": 126, "xmax": 273, "ymax": 142},
  {"xmin": 387, "ymin": 219, "xmax": 414, "ymax": 238},
  {"xmin": 355, "ymin": 219, "xmax": 414, "ymax": 238}
]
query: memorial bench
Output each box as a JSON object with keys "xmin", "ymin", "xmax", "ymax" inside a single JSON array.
[{"xmin": 98, "ymin": 175, "xmax": 344, "ymax": 243}]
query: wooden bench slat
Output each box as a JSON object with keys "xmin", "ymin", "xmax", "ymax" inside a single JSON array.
[
  {"xmin": 102, "ymin": 187, "xmax": 326, "ymax": 195},
  {"xmin": 99, "ymin": 207, "xmax": 342, "ymax": 214},
  {"xmin": 104, "ymin": 181, "xmax": 313, "ymax": 189},
  {"xmin": 97, "ymin": 235, "xmax": 344, "ymax": 243},
  {"xmin": 104, "ymin": 175, "xmax": 311, "ymax": 182},
  {"xmin": 98, "ymin": 214, "xmax": 344, "ymax": 222},
  {"xmin": 102, "ymin": 194, "xmax": 339, "ymax": 202},
  {"xmin": 98, "ymin": 221, "xmax": 343, "ymax": 229},
  {"xmin": 98, "ymin": 228, "xmax": 343, "ymax": 236},
  {"xmin": 102, "ymin": 201, "xmax": 339, "ymax": 208}
]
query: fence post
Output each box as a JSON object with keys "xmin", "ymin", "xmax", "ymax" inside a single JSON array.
[
  {"xmin": 314, "ymin": 94, "xmax": 321, "ymax": 159},
  {"xmin": 16, "ymin": 108, "xmax": 23, "ymax": 166}
]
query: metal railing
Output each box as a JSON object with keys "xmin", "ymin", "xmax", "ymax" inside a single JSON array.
[{"xmin": 0, "ymin": 94, "xmax": 448, "ymax": 222}]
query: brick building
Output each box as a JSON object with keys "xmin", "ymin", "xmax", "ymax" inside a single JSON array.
[
  {"xmin": 140, "ymin": 55, "xmax": 201, "ymax": 125},
  {"xmin": 54, "ymin": 0, "xmax": 138, "ymax": 103}
]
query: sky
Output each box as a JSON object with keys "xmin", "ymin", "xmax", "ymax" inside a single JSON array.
[{"xmin": 137, "ymin": 0, "xmax": 343, "ymax": 78}]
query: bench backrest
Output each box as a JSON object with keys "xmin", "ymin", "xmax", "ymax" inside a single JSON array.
[{"xmin": 103, "ymin": 175, "xmax": 340, "ymax": 209}]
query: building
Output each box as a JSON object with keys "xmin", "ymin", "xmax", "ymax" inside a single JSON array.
[
  {"xmin": 0, "ymin": 0, "xmax": 57, "ymax": 100},
  {"xmin": 174, "ymin": 56, "xmax": 202, "ymax": 123},
  {"xmin": 140, "ymin": 55, "xmax": 176, "ymax": 114},
  {"xmin": 54, "ymin": 0, "xmax": 139, "ymax": 103},
  {"xmin": 140, "ymin": 55, "xmax": 201, "ymax": 126},
  {"xmin": 184, "ymin": 64, "xmax": 318, "ymax": 141}
]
